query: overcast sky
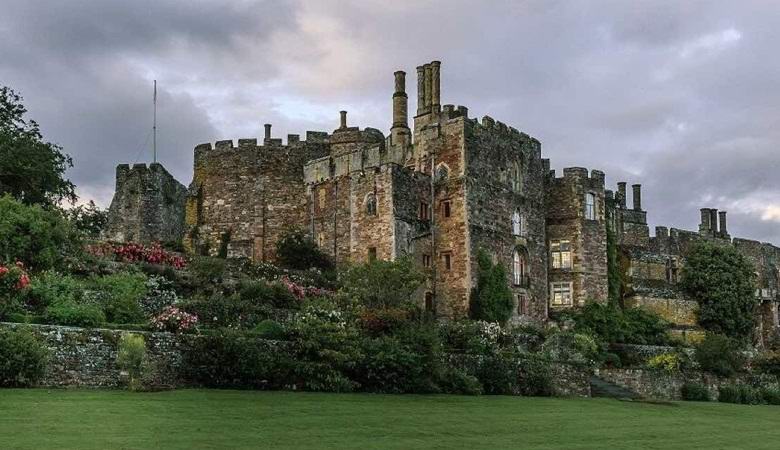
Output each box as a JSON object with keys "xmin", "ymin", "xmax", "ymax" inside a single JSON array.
[{"xmin": 1, "ymin": 0, "xmax": 779, "ymax": 243}]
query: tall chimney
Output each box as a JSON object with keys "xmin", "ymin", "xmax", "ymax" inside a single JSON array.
[
  {"xmin": 700, "ymin": 208, "xmax": 711, "ymax": 233},
  {"xmin": 416, "ymin": 66, "xmax": 425, "ymax": 115},
  {"xmin": 431, "ymin": 61, "xmax": 441, "ymax": 108},
  {"xmin": 632, "ymin": 184, "xmax": 642, "ymax": 211},
  {"xmin": 710, "ymin": 208, "xmax": 719, "ymax": 234},
  {"xmin": 339, "ymin": 110, "xmax": 347, "ymax": 129},
  {"xmin": 264, "ymin": 123, "xmax": 272, "ymax": 140},
  {"xmin": 719, "ymin": 211, "xmax": 728, "ymax": 236},
  {"xmin": 392, "ymin": 71, "xmax": 408, "ymax": 128},
  {"xmin": 617, "ymin": 182, "xmax": 627, "ymax": 208},
  {"xmin": 423, "ymin": 64, "xmax": 432, "ymax": 110}
]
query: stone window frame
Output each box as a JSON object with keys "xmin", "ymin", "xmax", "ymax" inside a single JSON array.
[
  {"xmin": 584, "ymin": 192, "xmax": 596, "ymax": 221},
  {"xmin": 511, "ymin": 209, "xmax": 522, "ymax": 236},
  {"xmin": 425, "ymin": 292, "xmax": 435, "ymax": 313},
  {"xmin": 364, "ymin": 193, "xmax": 377, "ymax": 216},
  {"xmin": 512, "ymin": 248, "xmax": 528, "ymax": 287},
  {"xmin": 435, "ymin": 163, "xmax": 450, "ymax": 183},
  {"xmin": 517, "ymin": 293, "xmax": 528, "ymax": 315},
  {"xmin": 550, "ymin": 281, "xmax": 573, "ymax": 306},
  {"xmin": 441, "ymin": 199, "xmax": 452, "ymax": 218},
  {"xmin": 512, "ymin": 157, "xmax": 524, "ymax": 193},
  {"xmin": 550, "ymin": 239, "xmax": 572, "ymax": 269},
  {"xmin": 419, "ymin": 201, "xmax": 430, "ymax": 221},
  {"xmin": 441, "ymin": 251, "xmax": 452, "ymax": 271},
  {"xmin": 422, "ymin": 253, "xmax": 431, "ymax": 268}
]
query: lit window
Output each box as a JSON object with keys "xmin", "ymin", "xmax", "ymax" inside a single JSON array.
[
  {"xmin": 365, "ymin": 193, "xmax": 377, "ymax": 216},
  {"xmin": 550, "ymin": 282, "xmax": 573, "ymax": 306},
  {"xmin": 550, "ymin": 240, "xmax": 572, "ymax": 269},
  {"xmin": 585, "ymin": 193, "xmax": 596, "ymax": 220},
  {"xmin": 368, "ymin": 247, "xmax": 377, "ymax": 261},
  {"xmin": 419, "ymin": 201, "xmax": 430, "ymax": 221},
  {"xmin": 512, "ymin": 210, "xmax": 522, "ymax": 236},
  {"xmin": 441, "ymin": 200, "xmax": 451, "ymax": 218},
  {"xmin": 513, "ymin": 249, "xmax": 527, "ymax": 286},
  {"xmin": 317, "ymin": 232, "xmax": 325, "ymax": 248}
]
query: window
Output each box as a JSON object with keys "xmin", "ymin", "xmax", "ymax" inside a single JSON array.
[
  {"xmin": 550, "ymin": 282, "xmax": 573, "ymax": 306},
  {"xmin": 550, "ymin": 240, "xmax": 572, "ymax": 269},
  {"xmin": 365, "ymin": 193, "xmax": 377, "ymax": 216},
  {"xmin": 441, "ymin": 200, "xmax": 451, "ymax": 218},
  {"xmin": 666, "ymin": 258, "xmax": 679, "ymax": 284},
  {"xmin": 317, "ymin": 232, "xmax": 325, "ymax": 248},
  {"xmin": 422, "ymin": 254, "xmax": 431, "ymax": 268},
  {"xmin": 511, "ymin": 210, "xmax": 522, "ymax": 236},
  {"xmin": 442, "ymin": 252, "xmax": 452, "ymax": 271},
  {"xmin": 368, "ymin": 247, "xmax": 377, "ymax": 261},
  {"xmin": 512, "ymin": 160, "xmax": 523, "ymax": 192},
  {"xmin": 585, "ymin": 193, "xmax": 596, "ymax": 220},
  {"xmin": 436, "ymin": 164, "xmax": 449, "ymax": 182},
  {"xmin": 425, "ymin": 292, "xmax": 434, "ymax": 313},
  {"xmin": 419, "ymin": 201, "xmax": 430, "ymax": 221},
  {"xmin": 512, "ymin": 249, "xmax": 527, "ymax": 286},
  {"xmin": 517, "ymin": 294, "xmax": 528, "ymax": 315}
]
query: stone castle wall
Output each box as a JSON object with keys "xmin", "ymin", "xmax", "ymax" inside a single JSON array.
[{"xmin": 104, "ymin": 163, "xmax": 187, "ymax": 243}]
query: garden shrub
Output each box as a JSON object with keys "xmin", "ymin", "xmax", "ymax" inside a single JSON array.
[
  {"xmin": 181, "ymin": 288, "xmax": 291, "ymax": 330},
  {"xmin": 0, "ymin": 327, "xmax": 49, "ymax": 386},
  {"xmin": 188, "ymin": 256, "xmax": 226, "ymax": 286},
  {"xmin": 680, "ymin": 241, "xmax": 758, "ymax": 340},
  {"xmin": 25, "ymin": 271, "xmax": 84, "ymax": 312},
  {"xmin": 469, "ymin": 250, "xmax": 513, "ymax": 324},
  {"xmin": 0, "ymin": 195, "xmax": 81, "ymax": 271},
  {"xmin": 140, "ymin": 275, "xmax": 179, "ymax": 317},
  {"xmin": 184, "ymin": 329, "xmax": 291, "ymax": 389},
  {"xmin": 150, "ymin": 306, "xmax": 198, "ymax": 333},
  {"xmin": 753, "ymin": 351, "xmax": 780, "ymax": 377},
  {"xmin": 339, "ymin": 256, "xmax": 424, "ymax": 310},
  {"xmin": 541, "ymin": 331, "xmax": 601, "ymax": 367},
  {"xmin": 718, "ymin": 384, "xmax": 764, "ymax": 405},
  {"xmin": 562, "ymin": 302, "xmax": 669, "ymax": 346},
  {"xmin": 695, "ymin": 334, "xmax": 745, "ymax": 377},
  {"xmin": 45, "ymin": 302, "xmax": 105, "ymax": 328},
  {"xmin": 647, "ymin": 353, "xmax": 681, "ymax": 373},
  {"xmin": 238, "ymin": 280, "xmax": 298, "ymax": 309},
  {"xmin": 357, "ymin": 307, "xmax": 412, "ymax": 336},
  {"xmin": 275, "ymin": 229, "xmax": 333, "ymax": 271},
  {"xmin": 116, "ymin": 333, "xmax": 147, "ymax": 391},
  {"xmin": 0, "ymin": 263, "xmax": 29, "ymax": 319},
  {"xmin": 760, "ymin": 387, "xmax": 780, "ymax": 405},
  {"xmin": 89, "ymin": 272, "xmax": 147, "ymax": 324},
  {"xmin": 475, "ymin": 351, "xmax": 553, "ymax": 396},
  {"xmin": 251, "ymin": 320, "xmax": 287, "ymax": 340},
  {"xmin": 681, "ymin": 382, "xmax": 710, "ymax": 401},
  {"xmin": 440, "ymin": 320, "xmax": 503, "ymax": 355}
]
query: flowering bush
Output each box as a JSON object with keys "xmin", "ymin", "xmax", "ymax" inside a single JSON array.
[
  {"xmin": 86, "ymin": 242, "xmax": 186, "ymax": 269},
  {"xmin": 647, "ymin": 353, "xmax": 681, "ymax": 373},
  {"xmin": 280, "ymin": 276, "xmax": 331, "ymax": 300},
  {"xmin": 151, "ymin": 306, "xmax": 198, "ymax": 333},
  {"xmin": 140, "ymin": 276, "xmax": 179, "ymax": 317},
  {"xmin": 0, "ymin": 262, "xmax": 30, "ymax": 294}
]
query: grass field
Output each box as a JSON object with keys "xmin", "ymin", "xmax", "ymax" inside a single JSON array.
[{"xmin": 1, "ymin": 389, "xmax": 779, "ymax": 449}]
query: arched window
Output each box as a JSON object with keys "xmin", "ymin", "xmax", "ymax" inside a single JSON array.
[
  {"xmin": 436, "ymin": 163, "xmax": 450, "ymax": 183},
  {"xmin": 365, "ymin": 193, "xmax": 377, "ymax": 216},
  {"xmin": 512, "ymin": 160, "xmax": 523, "ymax": 192},
  {"xmin": 511, "ymin": 210, "xmax": 522, "ymax": 236},
  {"xmin": 513, "ymin": 249, "xmax": 527, "ymax": 286}
]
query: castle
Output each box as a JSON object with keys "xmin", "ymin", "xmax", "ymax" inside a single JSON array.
[{"xmin": 105, "ymin": 60, "xmax": 780, "ymax": 344}]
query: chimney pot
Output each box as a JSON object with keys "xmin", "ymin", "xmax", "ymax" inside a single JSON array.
[
  {"xmin": 632, "ymin": 184, "xmax": 642, "ymax": 211},
  {"xmin": 339, "ymin": 111, "xmax": 347, "ymax": 129},
  {"xmin": 264, "ymin": 123, "xmax": 271, "ymax": 140}
]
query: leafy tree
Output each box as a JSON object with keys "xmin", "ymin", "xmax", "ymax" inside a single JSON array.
[
  {"xmin": 0, "ymin": 194, "xmax": 81, "ymax": 271},
  {"xmin": 66, "ymin": 200, "xmax": 107, "ymax": 238},
  {"xmin": 680, "ymin": 242, "xmax": 758, "ymax": 340},
  {"xmin": 470, "ymin": 250, "xmax": 513, "ymax": 324},
  {"xmin": 695, "ymin": 333, "xmax": 745, "ymax": 377},
  {"xmin": 276, "ymin": 229, "xmax": 333, "ymax": 271},
  {"xmin": 339, "ymin": 256, "xmax": 425, "ymax": 309},
  {"xmin": 0, "ymin": 87, "xmax": 76, "ymax": 206}
]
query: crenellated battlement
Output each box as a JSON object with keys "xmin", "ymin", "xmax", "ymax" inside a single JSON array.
[
  {"xmin": 548, "ymin": 167, "xmax": 606, "ymax": 185},
  {"xmin": 195, "ymin": 129, "xmax": 331, "ymax": 154}
]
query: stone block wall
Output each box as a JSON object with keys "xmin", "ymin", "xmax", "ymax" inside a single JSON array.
[{"xmin": 105, "ymin": 163, "xmax": 187, "ymax": 243}]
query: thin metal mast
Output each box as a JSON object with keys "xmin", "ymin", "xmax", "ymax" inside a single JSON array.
[{"xmin": 153, "ymin": 80, "xmax": 157, "ymax": 163}]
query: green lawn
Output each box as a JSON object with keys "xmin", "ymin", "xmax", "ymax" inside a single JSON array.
[{"xmin": 1, "ymin": 390, "xmax": 779, "ymax": 449}]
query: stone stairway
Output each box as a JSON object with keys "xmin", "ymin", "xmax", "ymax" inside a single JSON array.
[{"xmin": 589, "ymin": 376, "xmax": 642, "ymax": 400}]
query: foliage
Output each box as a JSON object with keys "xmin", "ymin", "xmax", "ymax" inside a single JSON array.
[
  {"xmin": 116, "ymin": 334, "xmax": 147, "ymax": 391},
  {"xmin": 680, "ymin": 241, "xmax": 758, "ymax": 340},
  {"xmin": 183, "ymin": 329, "xmax": 291, "ymax": 389},
  {"xmin": 187, "ymin": 256, "xmax": 226, "ymax": 285},
  {"xmin": 339, "ymin": 256, "xmax": 424, "ymax": 310},
  {"xmin": 718, "ymin": 384, "xmax": 765, "ymax": 405},
  {"xmin": 66, "ymin": 201, "xmax": 107, "ymax": 238},
  {"xmin": 45, "ymin": 302, "xmax": 105, "ymax": 328},
  {"xmin": 695, "ymin": 333, "xmax": 746, "ymax": 377},
  {"xmin": 0, "ymin": 327, "xmax": 49, "ymax": 387},
  {"xmin": 469, "ymin": 250, "xmax": 514, "ymax": 324},
  {"xmin": 0, "ymin": 195, "xmax": 81, "ymax": 271},
  {"xmin": 88, "ymin": 272, "xmax": 147, "ymax": 324},
  {"xmin": 605, "ymin": 197, "xmax": 622, "ymax": 304},
  {"xmin": 150, "ymin": 306, "xmax": 198, "ymax": 333},
  {"xmin": 541, "ymin": 331, "xmax": 601, "ymax": 367},
  {"xmin": 24, "ymin": 271, "xmax": 83, "ymax": 312},
  {"xmin": 753, "ymin": 351, "xmax": 780, "ymax": 377},
  {"xmin": 140, "ymin": 275, "xmax": 179, "ymax": 317},
  {"xmin": 250, "ymin": 320, "xmax": 287, "ymax": 340},
  {"xmin": 440, "ymin": 320, "xmax": 504, "ymax": 355},
  {"xmin": 0, "ymin": 262, "xmax": 29, "ymax": 319},
  {"xmin": 0, "ymin": 86, "xmax": 76, "ymax": 206},
  {"xmin": 276, "ymin": 229, "xmax": 334, "ymax": 271},
  {"xmin": 239, "ymin": 279, "xmax": 302, "ymax": 308},
  {"xmin": 681, "ymin": 382, "xmax": 710, "ymax": 401},
  {"xmin": 647, "ymin": 353, "xmax": 681, "ymax": 373},
  {"xmin": 761, "ymin": 387, "xmax": 780, "ymax": 405},
  {"xmin": 561, "ymin": 302, "xmax": 670, "ymax": 346},
  {"xmin": 476, "ymin": 351, "xmax": 553, "ymax": 396},
  {"xmin": 357, "ymin": 307, "xmax": 413, "ymax": 336}
]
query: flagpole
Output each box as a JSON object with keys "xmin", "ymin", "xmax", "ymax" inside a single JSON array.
[{"xmin": 153, "ymin": 80, "xmax": 157, "ymax": 164}]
